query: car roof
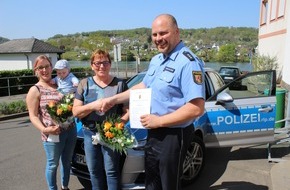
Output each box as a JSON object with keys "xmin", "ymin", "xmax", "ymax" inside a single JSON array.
[
  {"xmin": 204, "ymin": 67, "xmax": 217, "ymax": 72},
  {"xmin": 219, "ymin": 66, "xmax": 239, "ymax": 69}
]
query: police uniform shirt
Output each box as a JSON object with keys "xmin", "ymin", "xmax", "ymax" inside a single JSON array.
[{"xmin": 142, "ymin": 41, "xmax": 205, "ymax": 128}]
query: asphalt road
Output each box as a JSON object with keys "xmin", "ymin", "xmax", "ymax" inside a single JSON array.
[
  {"xmin": 0, "ymin": 117, "xmax": 84, "ymax": 190},
  {"xmin": 1, "ymin": 116, "xmax": 290, "ymax": 190}
]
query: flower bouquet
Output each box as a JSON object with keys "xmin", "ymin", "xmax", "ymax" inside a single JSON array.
[
  {"xmin": 46, "ymin": 93, "xmax": 75, "ymax": 130},
  {"xmin": 92, "ymin": 114, "xmax": 137, "ymax": 154}
]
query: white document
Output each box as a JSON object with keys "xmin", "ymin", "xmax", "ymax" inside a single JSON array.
[
  {"xmin": 47, "ymin": 134, "xmax": 59, "ymax": 142},
  {"xmin": 129, "ymin": 88, "xmax": 151, "ymax": 129}
]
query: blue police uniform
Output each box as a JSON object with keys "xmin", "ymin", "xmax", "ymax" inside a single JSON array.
[{"xmin": 142, "ymin": 41, "xmax": 205, "ymax": 190}]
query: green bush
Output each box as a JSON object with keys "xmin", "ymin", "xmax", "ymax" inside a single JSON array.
[
  {"xmin": 252, "ymin": 54, "xmax": 278, "ymax": 71},
  {"xmin": 252, "ymin": 54, "xmax": 281, "ymax": 82},
  {"xmin": 0, "ymin": 100, "xmax": 27, "ymax": 115}
]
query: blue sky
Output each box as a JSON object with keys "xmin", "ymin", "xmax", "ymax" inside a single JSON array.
[{"xmin": 0, "ymin": 0, "xmax": 261, "ymax": 40}]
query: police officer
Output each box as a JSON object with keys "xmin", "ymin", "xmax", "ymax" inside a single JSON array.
[{"xmin": 101, "ymin": 14, "xmax": 205, "ymax": 190}]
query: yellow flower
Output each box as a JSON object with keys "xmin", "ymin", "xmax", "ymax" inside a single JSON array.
[{"xmin": 104, "ymin": 121, "xmax": 112, "ymax": 131}]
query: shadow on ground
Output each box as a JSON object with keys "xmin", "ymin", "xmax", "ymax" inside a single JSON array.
[{"xmin": 183, "ymin": 145, "xmax": 290, "ymax": 190}]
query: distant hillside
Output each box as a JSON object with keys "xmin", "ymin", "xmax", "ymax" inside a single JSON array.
[
  {"xmin": 0, "ymin": 37, "xmax": 9, "ymax": 44},
  {"xmin": 1, "ymin": 27, "xmax": 258, "ymax": 62}
]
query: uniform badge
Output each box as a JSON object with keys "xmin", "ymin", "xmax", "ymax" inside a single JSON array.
[
  {"xmin": 192, "ymin": 71, "xmax": 203, "ymax": 84},
  {"xmin": 164, "ymin": 66, "xmax": 175, "ymax": 73}
]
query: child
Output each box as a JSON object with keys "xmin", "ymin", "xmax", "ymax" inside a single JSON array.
[{"xmin": 51, "ymin": 59, "xmax": 79, "ymax": 94}]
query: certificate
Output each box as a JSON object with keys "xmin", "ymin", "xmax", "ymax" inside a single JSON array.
[
  {"xmin": 47, "ymin": 134, "xmax": 59, "ymax": 142},
  {"xmin": 129, "ymin": 88, "xmax": 151, "ymax": 129}
]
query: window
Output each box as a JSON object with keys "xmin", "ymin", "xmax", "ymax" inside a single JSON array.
[
  {"xmin": 270, "ymin": 0, "xmax": 277, "ymax": 21},
  {"xmin": 278, "ymin": 0, "xmax": 286, "ymax": 18},
  {"xmin": 227, "ymin": 73, "xmax": 272, "ymax": 99},
  {"xmin": 207, "ymin": 71, "xmax": 224, "ymax": 93},
  {"xmin": 261, "ymin": 0, "xmax": 269, "ymax": 25},
  {"xmin": 269, "ymin": 0, "xmax": 285, "ymax": 21}
]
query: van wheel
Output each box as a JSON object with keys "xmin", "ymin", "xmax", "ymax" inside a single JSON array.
[{"xmin": 181, "ymin": 135, "xmax": 205, "ymax": 186}]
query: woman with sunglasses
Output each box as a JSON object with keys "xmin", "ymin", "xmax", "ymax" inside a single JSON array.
[
  {"xmin": 26, "ymin": 55, "xmax": 77, "ymax": 190},
  {"xmin": 72, "ymin": 49, "xmax": 129, "ymax": 190}
]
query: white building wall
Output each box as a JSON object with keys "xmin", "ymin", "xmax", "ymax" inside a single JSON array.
[
  {"xmin": 0, "ymin": 53, "xmax": 59, "ymax": 71},
  {"xmin": 0, "ymin": 54, "xmax": 31, "ymax": 71},
  {"xmin": 282, "ymin": 8, "xmax": 290, "ymax": 85},
  {"xmin": 258, "ymin": 0, "xmax": 289, "ymax": 83},
  {"xmin": 258, "ymin": 33, "xmax": 286, "ymax": 77}
]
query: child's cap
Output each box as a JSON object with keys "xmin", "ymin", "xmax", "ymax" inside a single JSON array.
[{"xmin": 54, "ymin": 59, "xmax": 70, "ymax": 70}]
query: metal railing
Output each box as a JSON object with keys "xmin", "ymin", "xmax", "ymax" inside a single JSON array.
[{"xmin": 0, "ymin": 69, "xmax": 139, "ymax": 97}]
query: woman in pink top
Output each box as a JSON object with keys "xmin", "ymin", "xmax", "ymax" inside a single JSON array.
[{"xmin": 26, "ymin": 55, "xmax": 77, "ymax": 190}]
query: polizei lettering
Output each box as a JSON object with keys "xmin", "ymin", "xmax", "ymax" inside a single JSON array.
[{"xmin": 217, "ymin": 113, "xmax": 261, "ymax": 125}]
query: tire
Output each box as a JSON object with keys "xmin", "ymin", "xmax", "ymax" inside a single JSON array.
[{"xmin": 181, "ymin": 135, "xmax": 206, "ymax": 186}]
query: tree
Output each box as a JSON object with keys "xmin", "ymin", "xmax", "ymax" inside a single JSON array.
[
  {"xmin": 126, "ymin": 51, "xmax": 135, "ymax": 61},
  {"xmin": 216, "ymin": 44, "xmax": 236, "ymax": 62}
]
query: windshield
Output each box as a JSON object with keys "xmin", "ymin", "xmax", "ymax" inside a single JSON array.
[
  {"xmin": 126, "ymin": 73, "xmax": 146, "ymax": 88},
  {"xmin": 219, "ymin": 68, "xmax": 239, "ymax": 76}
]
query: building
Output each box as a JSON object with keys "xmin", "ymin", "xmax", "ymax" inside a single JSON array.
[
  {"xmin": 258, "ymin": 0, "xmax": 290, "ymax": 123},
  {"xmin": 0, "ymin": 38, "xmax": 64, "ymax": 71},
  {"xmin": 258, "ymin": 0, "xmax": 289, "ymax": 88}
]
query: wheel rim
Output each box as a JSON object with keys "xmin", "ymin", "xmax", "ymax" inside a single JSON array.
[{"xmin": 182, "ymin": 141, "xmax": 204, "ymax": 181}]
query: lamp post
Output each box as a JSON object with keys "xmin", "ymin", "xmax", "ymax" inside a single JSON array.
[
  {"xmin": 135, "ymin": 44, "xmax": 140, "ymax": 73},
  {"xmin": 110, "ymin": 37, "xmax": 122, "ymax": 77}
]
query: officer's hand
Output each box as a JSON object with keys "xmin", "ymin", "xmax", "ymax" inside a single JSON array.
[{"xmin": 140, "ymin": 114, "xmax": 161, "ymax": 129}]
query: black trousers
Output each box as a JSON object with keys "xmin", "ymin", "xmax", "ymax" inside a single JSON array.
[{"xmin": 144, "ymin": 124, "xmax": 194, "ymax": 190}]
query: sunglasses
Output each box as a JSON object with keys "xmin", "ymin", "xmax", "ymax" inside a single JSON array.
[{"xmin": 93, "ymin": 61, "xmax": 111, "ymax": 67}]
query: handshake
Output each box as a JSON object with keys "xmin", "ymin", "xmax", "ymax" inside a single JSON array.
[{"xmin": 92, "ymin": 96, "xmax": 116, "ymax": 114}]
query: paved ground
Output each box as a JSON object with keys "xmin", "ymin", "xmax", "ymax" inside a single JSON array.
[
  {"xmin": 0, "ymin": 94, "xmax": 27, "ymax": 104},
  {"xmin": 1, "ymin": 94, "xmax": 290, "ymax": 189}
]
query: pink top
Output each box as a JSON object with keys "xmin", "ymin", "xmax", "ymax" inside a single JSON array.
[{"xmin": 36, "ymin": 85, "xmax": 62, "ymax": 141}]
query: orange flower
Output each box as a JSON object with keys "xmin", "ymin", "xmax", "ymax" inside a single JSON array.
[
  {"xmin": 115, "ymin": 122, "xmax": 124, "ymax": 130},
  {"xmin": 67, "ymin": 105, "xmax": 73, "ymax": 111},
  {"xmin": 105, "ymin": 131, "xmax": 114, "ymax": 139},
  {"xmin": 56, "ymin": 108, "xmax": 63, "ymax": 115},
  {"xmin": 104, "ymin": 121, "xmax": 112, "ymax": 131},
  {"xmin": 48, "ymin": 101, "xmax": 56, "ymax": 108}
]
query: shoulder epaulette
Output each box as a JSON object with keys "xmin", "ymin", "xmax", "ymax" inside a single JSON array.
[{"xmin": 183, "ymin": 51, "xmax": 195, "ymax": 61}]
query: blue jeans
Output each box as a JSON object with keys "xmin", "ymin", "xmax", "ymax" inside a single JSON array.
[
  {"xmin": 83, "ymin": 128, "xmax": 120, "ymax": 190},
  {"xmin": 43, "ymin": 127, "xmax": 77, "ymax": 190}
]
